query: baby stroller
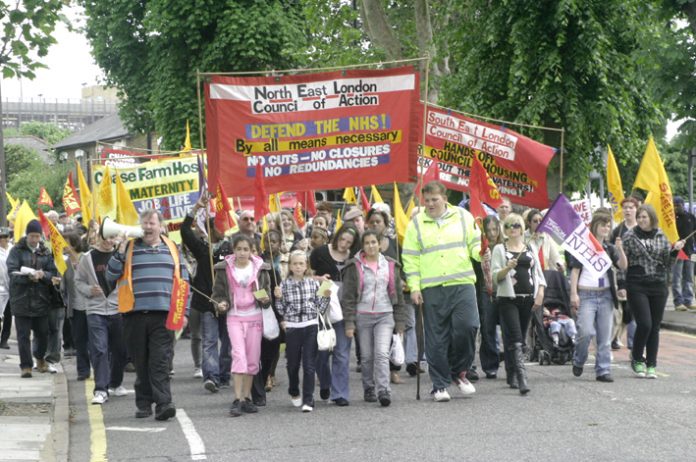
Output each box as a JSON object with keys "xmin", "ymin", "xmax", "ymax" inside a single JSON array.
[{"xmin": 529, "ymin": 270, "xmax": 574, "ymax": 365}]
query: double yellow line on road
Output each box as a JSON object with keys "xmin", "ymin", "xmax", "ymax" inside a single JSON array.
[{"xmin": 84, "ymin": 378, "xmax": 108, "ymax": 462}]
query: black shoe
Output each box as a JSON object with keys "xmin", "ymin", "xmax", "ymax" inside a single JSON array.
[
  {"xmin": 135, "ymin": 407, "xmax": 153, "ymax": 419},
  {"xmin": 0, "ymin": 342, "xmax": 10, "ymax": 349},
  {"xmin": 219, "ymin": 380, "xmax": 230, "ymax": 388},
  {"xmin": 611, "ymin": 340, "xmax": 621, "ymax": 351},
  {"xmin": 485, "ymin": 372, "xmax": 497, "ymax": 379},
  {"xmin": 466, "ymin": 368, "xmax": 479, "ymax": 382},
  {"xmin": 378, "ymin": 391, "xmax": 391, "ymax": 407},
  {"xmin": 252, "ymin": 397, "xmax": 266, "ymax": 407},
  {"xmin": 333, "ymin": 397, "xmax": 350, "ymax": 407},
  {"xmin": 363, "ymin": 388, "xmax": 378, "ymax": 403},
  {"xmin": 77, "ymin": 375, "xmax": 89, "ymax": 381},
  {"xmin": 241, "ymin": 398, "xmax": 258, "ymax": 414},
  {"xmin": 320, "ymin": 388, "xmax": 330, "ymax": 400},
  {"xmin": 204, "ymin": 379, "xmax": 219, "ymax": 393},
  {"xmin": 406, "ymin": 363, "xmax": 418, "ymax": 377},
  {"xmin": 572, "ymin": 365, "xmax": 583, "ymax": 377},
  {"xmin": 596, "ymin": 374, "xmax": 614, "ymax": 383},
  {"xmin": 355, "ymin": 364, "xmax": 362, "ymax": 373},
  {"xmin": 155, "ymin": 403, "xmax": 176, "ymax": 421},
  {"xmin": 229, "ymin": 399, "xmax": 243, "ymax": 417}
]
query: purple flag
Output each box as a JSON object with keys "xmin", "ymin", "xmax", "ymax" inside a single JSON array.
[
  {"xmin": 537, "ymin": 194, "xmax": 612, "ymax": 278},
  {"xmin": 197, "ymin": 153, "xmax": 207, "ymax": 194}
]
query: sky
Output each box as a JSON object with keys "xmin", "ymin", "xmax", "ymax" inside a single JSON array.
[{"xmin": 2, "ymin": 5, "xmax": 103, "ymax": 101}]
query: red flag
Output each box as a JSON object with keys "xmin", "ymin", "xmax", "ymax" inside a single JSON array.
[
  {"xmin": 297, "ymin": 191, "xmax": 316, "ymax": 216},
  {"xmin": 416, "ymin": 160, "xmax": 441, "ymax": 202},
  {"xmin": 359, "ymin": 186, "xmax": 371, "ymax": 214},
  {"xmin": 62, "ymin": 172, "xmax": 81, "ymax": 216},
  {"xmin": 254, "ymin": 163, "xmax": 269, "ymax": 221},
  {"xmin": 37, "ymin": 187, "xmax": 53, "ymax": 207},
  {"xmin": 214, "ymin": 183, "xmax": 235, "ymax": 233},
  {"xmin": 294, "ymin": 202, "xmax": 306, "ymax": 228},
  {"xmin": 677, "ymin": 249, "xmax": 689, "ymax": 261},
  {"xmin": 469, "ymin": 155, "xmax": 503, "ymax": 218}
]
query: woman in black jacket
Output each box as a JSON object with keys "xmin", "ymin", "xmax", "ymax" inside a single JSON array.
[{"xmin": 7, "ymin": 220, "xmax": 58, "ymax": 378}]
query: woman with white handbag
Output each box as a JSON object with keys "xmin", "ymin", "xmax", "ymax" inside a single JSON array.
[
  {"xmin": 310, "ymin": 224, "xmax": 360, "ymax": 407},
  {"xmin": 341, "ymin": 231, "xmax": 407, "ymax": 407}
]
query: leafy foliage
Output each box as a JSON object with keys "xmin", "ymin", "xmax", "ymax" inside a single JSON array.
[
  {"xmin": 0, "ymin": 0, "xmax": 65, "ymax": 79},
  {"xmin": 4, "ymin": 121, "xmax": 71, "ymax": 145},
  {"xmin": 5, "ymin": 144, "xmax": 68, "ymax": 211},
  {"xmin": 81, "ymin": 0, "xmax": 308, "ymax": 149},
  {"xmin": 439, "ymin": 0, "xmax": 672, "ymax": 193}
]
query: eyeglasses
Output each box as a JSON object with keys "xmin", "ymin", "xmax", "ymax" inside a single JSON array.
[{"xmin": 504, "ymin": 223, "xmax": 523, "ymax": 230}]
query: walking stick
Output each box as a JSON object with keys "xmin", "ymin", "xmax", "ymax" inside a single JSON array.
[{"xmin": 416, "ymin": 301, "xmax": 424, "ymax": 400}]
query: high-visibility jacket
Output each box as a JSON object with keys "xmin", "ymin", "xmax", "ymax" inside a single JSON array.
[{"xmin": 402, "ymin": 204, "xmax": 481, "ymax": 291}]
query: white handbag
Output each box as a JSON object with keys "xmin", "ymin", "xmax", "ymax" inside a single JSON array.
[
  {"xmin": 389, "ymin": 333, "xmax": 405, "ymax": 366},
  {"xmin": 262, "ymin": 307, "xmax": 280, "ymax": 340},
  {"xmin": 316, "ymin": 311, "xmax": 337, "ymax": 351},
  {"xmin": 327, "ymin": 281, "xmax": 344, "ymax": 323}
]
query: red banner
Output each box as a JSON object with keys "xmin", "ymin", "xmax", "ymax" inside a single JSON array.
[
  {"xmin": 165, "ymin": 277, "xmax": 190, "ymax": 331},
  {"xmin": 62, "ymin": 172, "xmax": 81, "ymax": 216},
  {"xmin": 205, "ymin": 67, "xmax": 420, "ymax": 196},
  {"xmin": 420, "ymin": 105, "xmax": 555, "ymax": 209}
]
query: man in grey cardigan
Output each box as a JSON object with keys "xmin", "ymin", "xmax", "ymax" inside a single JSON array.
[{"xmin": 75, "ymin": 234, "xmax": 127, "ymax": 405}]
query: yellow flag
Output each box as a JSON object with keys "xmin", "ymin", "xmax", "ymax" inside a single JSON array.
[
  {"xmin": 393, "ymin": 183, "xmax": 411, "ymax": 245},
  {"xmin": 633, "ymin": 137, "xmax": 678, "ymax": 242},
  {"xmin": 268, "ymin": 193, "xmax": 282, "ymax": 213},
  {"xmin": 181, "ymin": 120, "xmax": 192, "ymax": 154},
  {"xmin": 6, "ymin": 192, "xmax": 18, "ymax": 210},
  {"xmin": 114, "ymin": 170, "xmax": 139, "ymax": 226},
  {"xmin": 6, "ymin": 195, "xmax": 21, "ymax": 222},
  {"xmin": 370, "ymin": 185, "xmax": 384, "ymax": 204},
  {"xmin": 97, "ymin": 166, "xmax": 117, "ymax": 220},
  {"xmin": 260, "ymin": 216, "xmax": 269, "ymax": 252},
  {"xmin": 76, "ymin": 162, "xmax": 93, "ymax": 224},
  {"xmin": 38, "ymin": 210, "xmax": 68, "ymax": 276},
  {"xmin": 335, "ymin": 209, "xmax": 343, "ymax": 230},
  {"xmin": 13, "ymin": 201, "xmax": 37, "ymax": 242},
  {"xmin": 606, "ymin": 145, "xmax": 625, "ymax": 223},
  {"xmin": 342, "ymin": 187, "xmax": 357, "ymax": 204}
]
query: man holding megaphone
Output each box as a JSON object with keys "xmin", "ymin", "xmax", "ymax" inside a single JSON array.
[{"xmin": 106, "ymin": 209, "xmax": 190, "ymax": 421}]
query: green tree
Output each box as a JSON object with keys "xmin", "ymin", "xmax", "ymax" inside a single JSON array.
[
  {"xmin": 81, "ymin": 0, "xmax": 308, "ymax": 150},
  {"xmin": 5, "ymin": 144, "xmax": 67, "ymax": 212},
  {"xmin": 0, "ymin": 0, "xmax": 65, "ymax": 223},
  {"xmin": 439, "ymin": 0, "xmax": 673, "ymax": 193},
  {"xmin": 4, "ymin": 144, "xmax": 42, "ymax": 183}
]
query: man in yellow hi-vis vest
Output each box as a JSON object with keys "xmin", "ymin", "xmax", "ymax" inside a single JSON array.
[{"xmin": 402, "ymin": 181, "xmax": 481, "ymax": 402}]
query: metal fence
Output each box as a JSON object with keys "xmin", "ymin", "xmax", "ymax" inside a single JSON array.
[{"xmin": 1, "ymin": 98, "xmax": 118, "ymax": 131}]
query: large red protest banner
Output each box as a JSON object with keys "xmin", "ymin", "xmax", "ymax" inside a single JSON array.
[
  {"xmin": 205, "ymin": 67, "xmax": 419, "ymax": 196},
  {"xmin": 420, "ymin": 105, "xmax": 556, "ymax": 209}
]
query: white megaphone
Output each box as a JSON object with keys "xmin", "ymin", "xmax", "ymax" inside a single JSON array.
[{"xmin": 100, "ymin": 217, "xmax": 144, "ymax": 240}]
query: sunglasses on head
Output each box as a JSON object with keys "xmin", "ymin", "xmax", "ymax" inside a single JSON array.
[{"xmin": 504, "ymin": 223, "xmax": 522, "ymax": 230}]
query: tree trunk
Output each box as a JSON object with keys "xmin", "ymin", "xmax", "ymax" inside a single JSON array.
[{"xmin": 360, "ymin": 0, "xmax": 403, "ymax": 60}]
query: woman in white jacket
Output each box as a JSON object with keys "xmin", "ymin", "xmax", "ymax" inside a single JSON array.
[
  {"xmin": 491, "ymin": 213, "xmax": 546, "ymax": 395},
  {"xmin": 75, "ymin": 235, "xmax": 127, "ymax": 405}
]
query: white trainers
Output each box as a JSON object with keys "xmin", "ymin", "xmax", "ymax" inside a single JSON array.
[
  {"xmin": 301, "ymin": 404, "xmax": 313, "ymax": 412},
  {"xmin": 432, "ymin": 388, "xmax": 451, "ymax": 402},
  {"xmin": 456, "ymin": 376, "xmax": 476, "ymax": 395},
  {"xmin": 193, "ymin": 368, "xmax": 203, "ymax": 378},
  {"xmin": 291, "ymin": 396, "xmax": 302, "ymax": 407},
  {"xmin": 47, "ymin": 363, "xmax": 58, "ymax": 374},
  {"xmin": 108, "ymin": 386, "xmax": 128, "ymax": 397},
  {"xmin": 92, "ymin": 391, "xmax": 108, "ymax": 405}
]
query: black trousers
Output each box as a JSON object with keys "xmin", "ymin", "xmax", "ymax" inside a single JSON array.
[
  {"xmin": 1, "ymin": 302, "xmax": 12, "ymax": 344},
  {"xmin": 71, "ymin": 310, "xmax": 91, "ymax": 378},
  {"xmin": 123, "ymin": 311, "xmax": 173, "ymax": 411},
  {"xmin": 497, "ymin": 296, "xmax": 533, "ymax": 349},
  {"xmin": 628, "ymin": 282, "xmax": 668, "ymax": 368},
  {"xmin": 15, "ymin": 315, "xmax": 49, "ymax": 369},
  {"xmin": 251, "ymin": 337, "xmax": 281, "ymax": 402},
  {"xmin": 284, "ymin": 325, "xmax": 318, "ymax": 406}
]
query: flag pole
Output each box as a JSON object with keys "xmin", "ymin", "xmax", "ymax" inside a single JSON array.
[
  {"xmin": 196, "ymin": 69, "xmax": 216, "ymax": 287},
  {"xmin": 559, "ymin": 128, "xmax": 565, "ymax": 195},
  {"xmin": 416, "ymin": 55, "xmax": 431, "ymax": 208}
]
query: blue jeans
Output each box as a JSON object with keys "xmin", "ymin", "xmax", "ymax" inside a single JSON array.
[
  {"xmin": 316, "ymin": 320, "xmax": 352, "ymax": 401},
  {"xmin": 671, "ymin": 259, "xmax": 694, "ymax": 306},
  {"xmin": 200, "ymin": 311, "xmax": 231, "ymax": 385},
  {"xmin": 573, "ymin": 289, "xmax": 613, "ymax": 377},
  {"xmin": 71, "ymin": 310, "xmax": 91, "ymax": 378},
  {"xmin": 357, "ymin": 313, "xmax": 394, "ymax": 394},
  {"xmin": 87, "ymin": 313, "xmax": 126, "ymax": 393}
]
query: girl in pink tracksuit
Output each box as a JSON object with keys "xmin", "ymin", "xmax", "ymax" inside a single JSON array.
[
  {"xmin": 341, "ymin": 231, "xmax": 407, "ymax": 407},
  {"xmin": 212, "ymin": 235, "xmax": 271, "ymax": 417}
]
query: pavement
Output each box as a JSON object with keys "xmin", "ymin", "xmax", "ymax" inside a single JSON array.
[{"xmin": 1, "ymin": 299, "xmax": 696, "ymax": 461}]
